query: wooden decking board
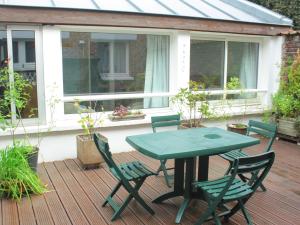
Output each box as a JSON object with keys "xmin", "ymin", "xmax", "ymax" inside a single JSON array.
[
  {"xmin": 53, "ymin": 161, "xmax": 107, "ymax": 225},
  {"xmin": 2, "ymin": 199, "xmax": 19, "ymax": 225},
  {"xmin": 64, "ymin": 159, "xmax": 126, "ymax": 225},
  {"xmin": 0, "ymin": 139, "xmax": 300, "ymax": 225},
  {"xmin": 17, "ymin": 198, "xmax": 36, "ymax": 225},
  {"xmin": 79, "ymin": 164, "xmax": 141, "ymax": 225},
  {"xmin": 37, "ymin": 165, "xmax": 72, "ymax": 225},
  {"xmin": 95, "ymin": 164, "xmax": 164, "ymax": 225},
  {"xmin": 44, "ymin": 162, "xmax": 90, "ymax": 225}
]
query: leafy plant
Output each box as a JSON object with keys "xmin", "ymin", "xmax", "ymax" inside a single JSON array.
[
  {"xmin": 273, "ymin": 51, "xmax": 300, "ymax": 119},
  {"xmin": 0, "ymin": 144, "xmax": 46, "ymax": 201},
  {"xmin": 75, "ymin": 101, "xmax": 103, "ymax": 139},
  {"xmin": 172, "ymin": 81, "xmax": 213, "ymax": 127}
]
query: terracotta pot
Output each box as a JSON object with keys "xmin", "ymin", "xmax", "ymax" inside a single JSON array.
[
  {"xmin": 227, "ymin": 124, "xmax": 248, "ymax": 135},
  {"xmin": 77, "ymin": 134, "xmax": 104, "ymax": 169}
]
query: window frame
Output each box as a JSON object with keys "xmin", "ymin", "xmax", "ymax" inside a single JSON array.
[
  {"xmin": 59, "ymin": 27, "xmax": 175, "ymax": 116},
  {"xmin": 190, "ymin": 34, "xmax": 264, "ymax": 99},
  {"xmin": 5, "ymin": 25, "xmax": 45, "ymax": 125}
]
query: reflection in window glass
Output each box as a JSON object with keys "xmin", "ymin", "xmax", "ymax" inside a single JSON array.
[
  {"xmin": 12, "ymin": 30, "xmax": 38, "ymax": 118},
  {"xmin": 64, "ymin": 97, "xmax": 169, "ymax": 114},
  {"xmin": 190, "ymin": 40, "xmax": 225, "ymax": 90},
  {"xmin": 227, "ymin": 42, "xmax": 259, "ymax": 89},
  {"xmin": 62, "ymin": 32, "xmax": 170, "ymax": 109}
]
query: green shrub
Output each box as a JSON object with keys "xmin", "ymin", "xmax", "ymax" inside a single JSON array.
[{"xmin": 0, "ymin": 145, "xmax": 46, "ymax": 201}]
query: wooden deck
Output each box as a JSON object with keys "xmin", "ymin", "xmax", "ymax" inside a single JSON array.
[{"xmin": 1, "ymin": 139, "xmax": 300, "ymax": 225}]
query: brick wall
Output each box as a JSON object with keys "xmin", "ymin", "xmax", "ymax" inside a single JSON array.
[{"xmin": 282, "ymin": 32, "xmax": 300, "ymax": 60}]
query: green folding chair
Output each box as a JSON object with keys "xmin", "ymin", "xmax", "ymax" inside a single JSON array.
[
  {"xmin": 220, "ymin": 120, "xmax": 277, "ymax": 191},
  {"xmin": 151, "ymin": 114, "xmax": 180, "ymax": 187},
  {"xmin": 193, "ymin": 151, "xmax": 275, "ymax": 225},
  {"xmin": 93, "ymin": 133, "xmax": 155, "ymax": 221}
]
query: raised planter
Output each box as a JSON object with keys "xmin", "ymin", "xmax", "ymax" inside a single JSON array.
[
  {"xmin": 77, "ymin": 134, "xmax": 104, "ymax": 169},
  {"xmin": 109, "ymin": 113, "xmax": 145, "ymax": 121},
  {"xmin": 227, "ymin": 124, "xmax": 248, "ymax": 135},
  {"xmin": 277, "ymin": 118, "xmax": 300, "ymax": 144}
]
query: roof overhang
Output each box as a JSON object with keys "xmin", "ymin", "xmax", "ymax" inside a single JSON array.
[{"xmin": 0, "ymin": 6, "xmax": 291, "ymax": 36}]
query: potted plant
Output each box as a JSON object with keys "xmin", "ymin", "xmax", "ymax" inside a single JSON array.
[
  {"xmin": 272, "ymin": 51, "xmax": 300, "ymax": 143},
  {"xmin": 75, "ymin": 101, "xmax": 104, "ymax": 169},
  {"xmin": 225, "ymin": 77, "xmax": 248, "ymax": 135},
  {"xmin": 109, "ymin": 105, "xmax": 145, "ymax": 121},
  {"xmin": 171, "ymin": 81, "xmax": 213, "ymax": 128},
  {"xmin": 0, "ymin": 144, "xmax": 46, "ymax": 201},
  {"xmin": 0, "ymin": 66, "xmax": 40, "ymax": 171}
]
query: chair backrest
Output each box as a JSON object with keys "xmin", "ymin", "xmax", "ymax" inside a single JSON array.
[
  {"xmin": 233, "ymin": 151, "xmax": 275, "ymax": 191},
  {"xmin": 151, "ymin": 114, "xmax": 180, "ymax": 133},
  {"xmin": 247, "ymin": 120, "xmax": 277, "ymax": 152},
  {"xmin": 93, "ymin": 133, "xmax": 127, "ymax": 181}
]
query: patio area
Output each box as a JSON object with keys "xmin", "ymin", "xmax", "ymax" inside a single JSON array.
[{"xmin": 1, "ymin": 138, "xmax": 299, "ymax": 225}]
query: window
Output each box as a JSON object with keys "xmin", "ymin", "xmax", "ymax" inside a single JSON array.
[
  {"xmin": 190, "ymin": 40, "xmax": 225, "ymax": 89},
  {"xmin": 62, "ymin": 32, "xmax": 170, "ymax": 113},
  {"xmin": 190, "ymin": 39, "xmax": 259, "ymax": 97}
]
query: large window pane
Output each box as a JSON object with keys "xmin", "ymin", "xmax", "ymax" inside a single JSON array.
[
  {"xmin": 12, "ymin": 30, "xmax": 38, "ymax": 118},
  {"xmin": 190, "ymin": 40, "xmax": 225, "ymax": 89},
  {"xmin": 227, "ymin": 42, "xmax": 259, "ymax": 89},
  {"xmin": 62, "ymin": 32, "xmax": 169, "ymax": 110}
]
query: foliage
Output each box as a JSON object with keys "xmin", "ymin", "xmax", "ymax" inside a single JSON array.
[
  {"xmin": 249, "ymin": 0, "xmax": 300, "ymax": 29},
  {"xmin": 226, "ymin": 76, "xmax": 241, "ymax": 90},
  {"xmin": 75, "ymin": 101, "xmax": 103, "ymax": 138},
  {"xmin": 112, "ymin": 105, "xmax": 143, "ymax": 118},
  {"xmin": 0, "ymin": 67, "xmax": 31, "ymax": 143},
  {"xmin": 0, "ymin": 144, "xmax": 46, "ymax": 201},
  {"xmin": 273, "ymin": 51, "xmax": 300, "ymax": 118},
  {"xmin": 171, "ymin": 81, "xmax": 213, "ymax": 127}
]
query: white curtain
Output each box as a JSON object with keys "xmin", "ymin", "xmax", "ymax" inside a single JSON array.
[
  {"xmin": 239, "ymin": 43, "xmax": 259, "ymax": 89},
  {"xmin": 144, "ymin": 35, "xmax": 169, "ymax": 108}
]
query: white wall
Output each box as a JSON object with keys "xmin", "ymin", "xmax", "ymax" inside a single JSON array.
[{"xmin": 0, "ymin": 25, "xmax": 284, "ymax": 162}]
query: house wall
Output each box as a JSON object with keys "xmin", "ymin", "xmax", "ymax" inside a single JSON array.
[
  {"xmin": 282, "ymin": 33, "xmax": 300, "ymax": 60},
  {"xmin": 0, "ymin": 25, "xmax": 285, "ymax": 162}
]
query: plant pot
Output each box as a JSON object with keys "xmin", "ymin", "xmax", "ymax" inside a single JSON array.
[
  {"xmin": 227, "ymin": 124, "xmax": 248, "ymax": 135},
  {"xmin": 26, "ymin": 147, "xmax": 39, "ymax": 172},
  {"xmin": 109, "ymin": 113, "xmax": 145, "ymax": 121},
  {"xmin": 77, "ymin": 134, "xmax": 104, "ymax": 169},
  {"xmin": 277, "ymin": 118, "xmax": 299, "ymax": 138}
]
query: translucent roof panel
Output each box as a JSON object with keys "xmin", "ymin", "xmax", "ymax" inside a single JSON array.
[
  {"xmin": 5, "ymin": 0, "xmax": 53, "ymax": 7},
  {"xmin": 129, "ymin": 0, "xmax": 173, "ymax": 15},
  {"xmin": 53, "ymin": 0, "xmax": 96, "ymax": 9},
  {"xmin": 95, "ymin": 0, "xmax": 139, "ymax": 13},
  {"xmin": 0, "ymin": 0, "xmax": 293, "ymax": 26}
]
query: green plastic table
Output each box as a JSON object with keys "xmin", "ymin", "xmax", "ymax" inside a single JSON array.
[{"xmin": 126, "ymin": 127, "xmax": 260, "ymax": 223}]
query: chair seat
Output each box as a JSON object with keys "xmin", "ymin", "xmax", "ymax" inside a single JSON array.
[
  {"xmin": 112, "ymin": 161, "xmax": 155, "ymax": 181},
  {"xmin": 220, "ymin": 150, "xmax": 249, "ymax": 162},
  {"xmin": 194, "ymin": 177, "xmax": 253, "ymax": 202}
]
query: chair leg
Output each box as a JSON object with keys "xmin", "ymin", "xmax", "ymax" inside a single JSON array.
[
  {"xmin": 103, "ymin": 181, "xmax": 122, "ymax": 207},
  {"xmin": 194, "ymin": 207, "xmax": 214, "ymax": 225},
  {"xmin": 111, "ymin": 194, "xmax": 133, "ymax": 221},
  {"xmin": 238, "ymin": 200, "xmax": 253, "ymax": 225},
  {"xmin": 224, "ymin": 161, "xmax": 233, "ymax": 175},
  {"xmin": 131, "ymin": 178, "xmax": 155, "ymax": 215},
  {"xmin": 213, "ymin": 212, "xmax": 222, "ymax": 225},
  {"xmin": 157, "ymin": 160, "xmax": 172, "ymax": 188},
  {"xmin": 259, "ymin": 183, "xmax": 267, "ymax": 192}
]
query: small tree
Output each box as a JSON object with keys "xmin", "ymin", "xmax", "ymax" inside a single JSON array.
[{"xmin": 172, "ymin": 81, "xmax": 213, "ymax": 127}]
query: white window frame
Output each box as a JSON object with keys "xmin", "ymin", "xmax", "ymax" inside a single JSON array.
[
  {"xmin": 59, "ymin": 26, "xmax": 175, "ymax": 118},
  {"xmin": 189, "ymin": 34, "xmax": 266, "ymax": 99},
  {"xmin": 6, "ymin": 25, "xmax": 45, "ymax": 125}
]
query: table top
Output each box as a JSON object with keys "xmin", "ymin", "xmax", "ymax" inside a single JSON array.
[{"xmin": 126, "ymin": 127, "xmax": 260, "ymax": 160}]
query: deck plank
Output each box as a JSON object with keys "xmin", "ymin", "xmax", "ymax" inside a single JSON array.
[
  {"xmin": 44, "ymin": 162, "xmax": 90, "ymax": 225},
  {"xmin": 0, "ymin": 139, "xmax": 299, "ymax": 225}
]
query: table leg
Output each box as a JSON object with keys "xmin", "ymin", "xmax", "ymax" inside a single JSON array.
[
  {"xmin": 175, "ymin": 157, "xmax": 195, "ymax": 224},
  {"xmin": 153, "ymin": 158, "xmax": 184, "ymax": 203},
  {"xmin": 198, "ymin": 155, "xmax": 209, "ymax": 181}
]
